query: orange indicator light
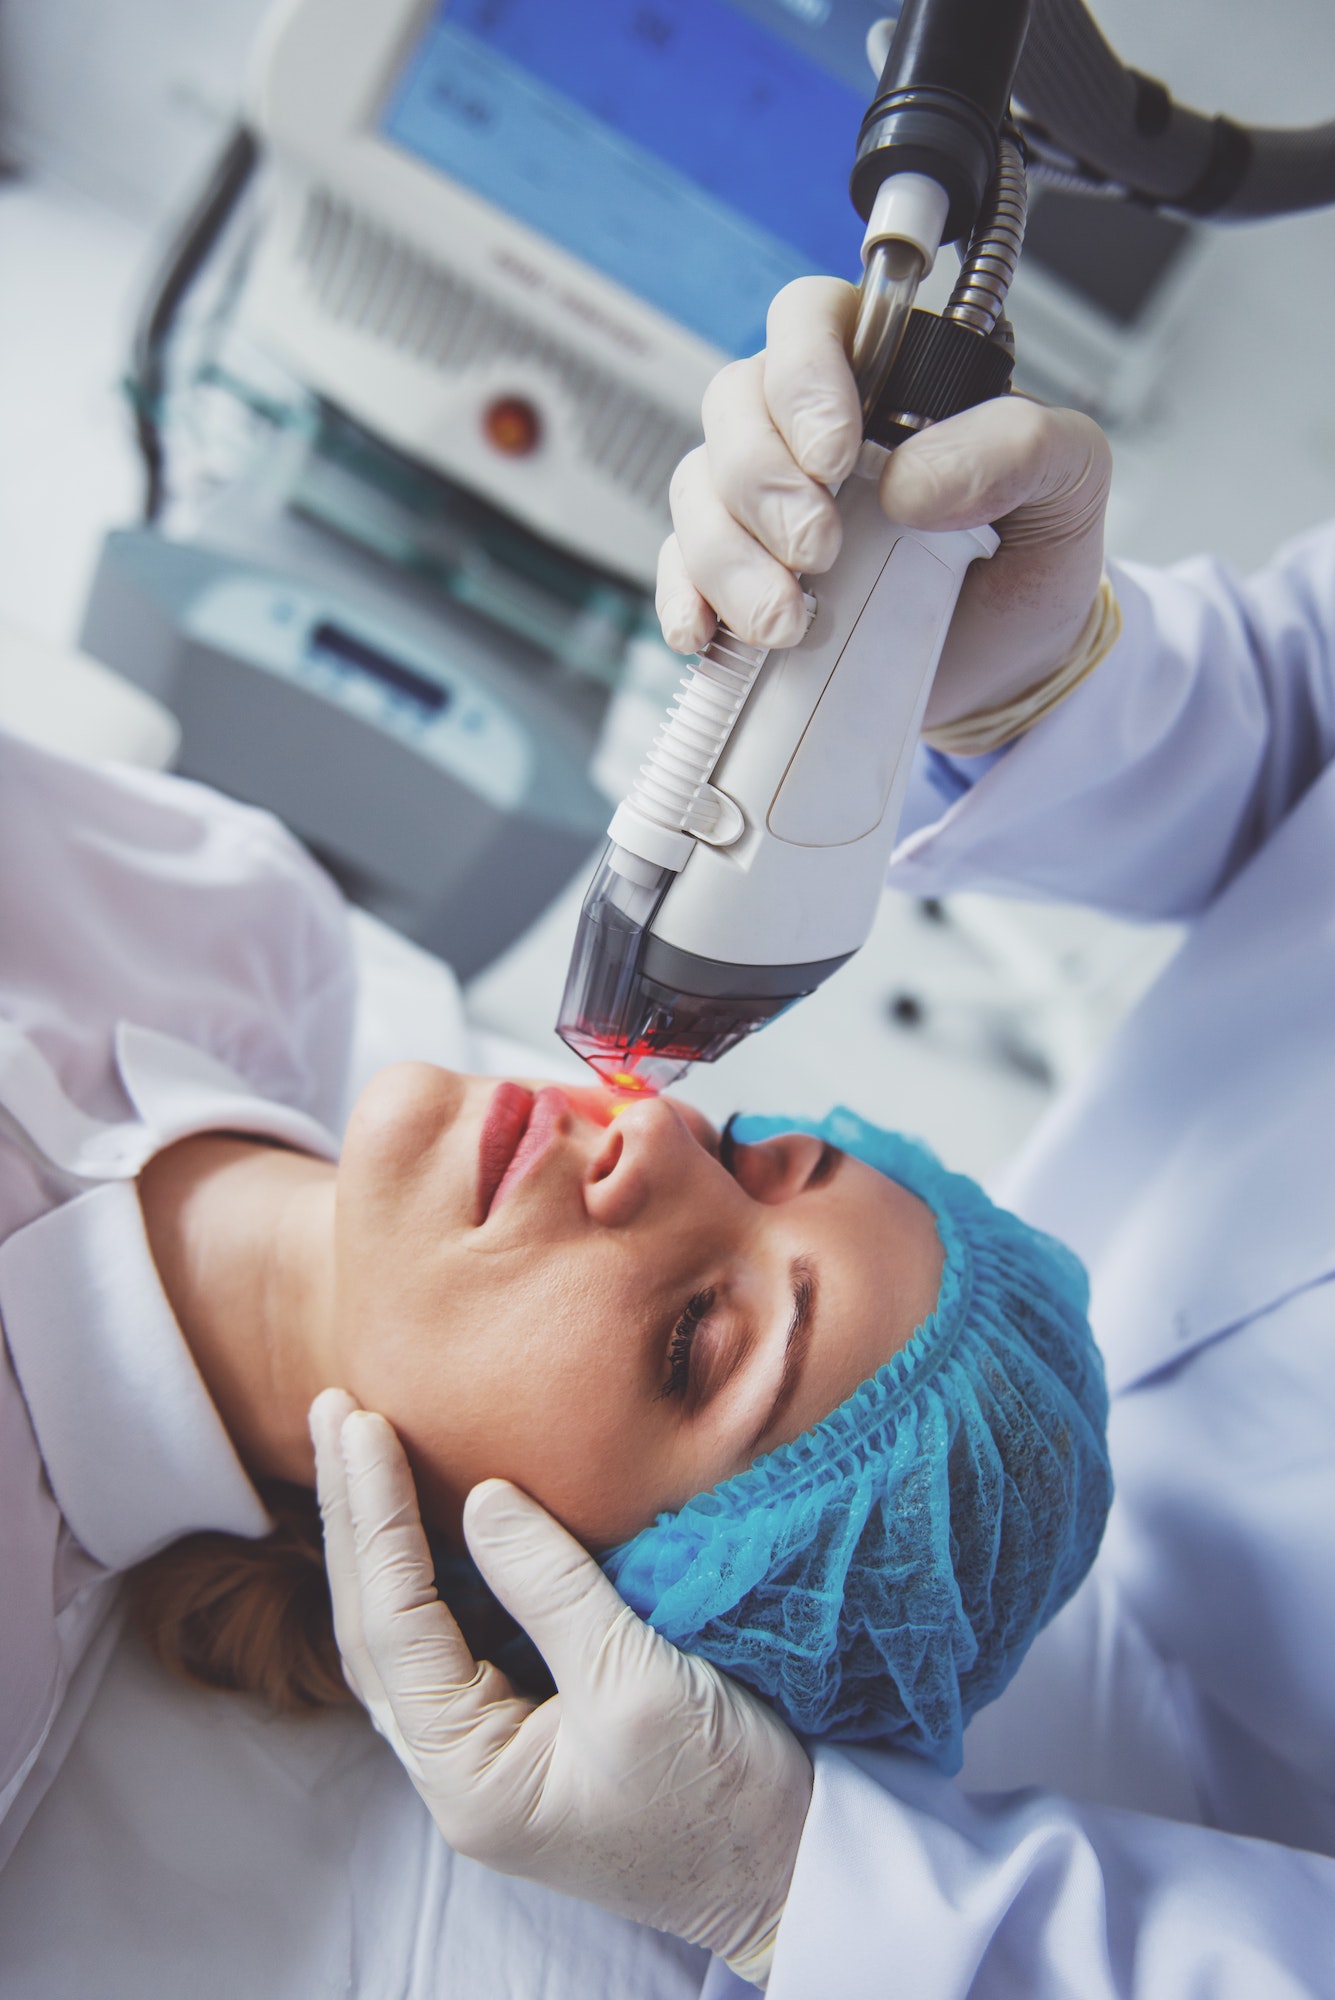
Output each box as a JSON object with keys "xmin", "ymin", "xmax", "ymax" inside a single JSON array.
[{"xmin": 481, "ymin": 393, "xmax": 542, "ymax": 457}]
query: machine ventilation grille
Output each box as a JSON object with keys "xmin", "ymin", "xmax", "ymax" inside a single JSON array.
[{"xmin": 293, "ymin": 189, "xmax": 698, "ymax": 512}]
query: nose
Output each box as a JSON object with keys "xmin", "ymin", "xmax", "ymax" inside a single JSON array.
[{"xmin": 581, "ymin": 1096, "xmax": 708, "ymax": 1228}]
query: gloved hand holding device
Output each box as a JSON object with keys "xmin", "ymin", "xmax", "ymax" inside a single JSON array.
[
  {"xmin": 310, "ymin": 1388, "xmax": 814, "ymax": 1988},
  {"xmin": 657, "ymin": 273, "xmax": 1115, "ymax": 743}
]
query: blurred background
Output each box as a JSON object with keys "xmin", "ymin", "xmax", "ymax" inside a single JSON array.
[{"xmin": 2, "ymin": 0, "xmax": 1333, "ymax": 1174}]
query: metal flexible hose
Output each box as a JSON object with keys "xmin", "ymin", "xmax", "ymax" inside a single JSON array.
[
  {"xmin": 131, "ymin": 123, "xmax": 259, "ymax": 521},
  {"xmin": 945, "ymin": 136, "xmax": 1028, "ymax": 338}
]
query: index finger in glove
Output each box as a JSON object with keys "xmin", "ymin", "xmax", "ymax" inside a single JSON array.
[
  {"xmin": 310, "ymin": 1387, "xmax": 376, "ymax": 1708},
  {"xmin": 464, "ymin": 1479, "xmax": 683, "ymax": 1713},
  {"xmin": 341, "ymin": 1413, "xmax": 535, "ymax": 1776},
  {"xmin": 762, "ymin": 276, "xmax": 863, "ymax": 486},
  {"xmin": 700, "ymin": 355, "xmax": 843, "ymax": 578}
]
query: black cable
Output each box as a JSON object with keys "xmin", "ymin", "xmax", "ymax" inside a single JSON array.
[
  {"xmin": 1015, "ymin": 0, "xmax": 1335, "ymax": 220},
  {"xmin": 130, "ymin": 123, "xmax": 260, "ymax": 523}
]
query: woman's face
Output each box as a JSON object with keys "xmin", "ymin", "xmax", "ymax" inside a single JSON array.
[{"xmin": 332, "ymin": 1067, "xmax": 943, "ymax": 1547}]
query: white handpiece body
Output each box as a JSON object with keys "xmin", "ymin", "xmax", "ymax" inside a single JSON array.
[
  {"xmin": 648, "ymin": 464, "xmax": 996, "ymax": 972},
  {"xmin": 558, "ymin": 458, "xmax": 997, "ymax": 1090}
]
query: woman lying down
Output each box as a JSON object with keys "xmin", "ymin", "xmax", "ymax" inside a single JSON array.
[{"xmin": 0, "ymin": 720, "xmax": 1111, "ymax": 1896}]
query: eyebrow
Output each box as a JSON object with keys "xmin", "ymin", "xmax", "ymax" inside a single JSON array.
[{"xmin": 751, "ymin": 1255, "xmax": 817, "ymax": 1453}]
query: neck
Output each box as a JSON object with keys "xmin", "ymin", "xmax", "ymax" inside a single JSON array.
[{"xmin": 138, "ymin": 1134, "xmax": 338, "ymax": 1487}]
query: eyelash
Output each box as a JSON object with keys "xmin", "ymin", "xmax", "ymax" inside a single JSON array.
[{"xmin": 662, "ymin": 1287, "xmax": 715, "ymax": 1400}]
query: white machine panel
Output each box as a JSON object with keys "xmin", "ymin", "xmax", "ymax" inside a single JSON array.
[
  {"xmin": 653, "ymin": 484, "xmax": 996, "ymax": 967},
  {"xmin": 767, "ymin": 534, "xmax": 959, "ymax": 847},
  {"xmin": 242, "ymin": 0, "xmax": 887, "ymax": 585}
]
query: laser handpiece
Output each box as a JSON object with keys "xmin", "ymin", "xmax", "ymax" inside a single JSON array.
[
  {"xmin": 556, "ymin": 447, "xmax": 998, "ymax": 1093},
  {"xmin": 557, "ymin": 1, "xmax": 1032, "ymax": 1095}
]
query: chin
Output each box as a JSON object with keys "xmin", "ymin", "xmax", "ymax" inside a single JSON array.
[{"xmin": 345, "ymin": 1063, "xmax": 474, "ymax": 1179}]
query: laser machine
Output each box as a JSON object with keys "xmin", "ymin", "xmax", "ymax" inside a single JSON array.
[{"xmin": 80, "ymin": 0, "xmax": 898, "ymax": 975}]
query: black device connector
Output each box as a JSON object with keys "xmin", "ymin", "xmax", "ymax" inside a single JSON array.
[
  {"xmin": 851, "ymin": 0, "xmax": 1032, "ymax": 245},
  {"xmin": 864, "ymin": 309, "xmax": 1015, "ymax": 450}
]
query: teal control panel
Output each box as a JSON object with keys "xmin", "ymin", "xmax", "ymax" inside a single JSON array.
[{"xmin": 186, "ymin": 576, "xmax": 532, "ymax": 810}]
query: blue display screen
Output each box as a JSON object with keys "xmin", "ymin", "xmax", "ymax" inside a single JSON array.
[{"xmin": 380, "ymin": 0, "xmax": 885, "ymax": 356}]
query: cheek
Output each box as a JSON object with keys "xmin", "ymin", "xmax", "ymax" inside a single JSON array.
[{"xmin": 339, "ymin": 1244, "xmax": 658, "ymax": 1546}]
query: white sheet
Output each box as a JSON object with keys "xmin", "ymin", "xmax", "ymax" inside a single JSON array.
[{"xmin": 0, "ymin": 1620, "xmax": 707, "ymax": 1998}]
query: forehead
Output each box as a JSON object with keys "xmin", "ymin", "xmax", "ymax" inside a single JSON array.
[{"xmin": 770, "ymin": 1160, "xmax": 942, "ymax": 1452}]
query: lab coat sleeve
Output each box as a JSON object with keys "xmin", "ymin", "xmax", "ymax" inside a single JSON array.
[
  {"xmin": 769, "ymin": 1746, "xmax": 1335, "ymax": 1999},
  {"xmin": 891, "ymin": 520, "xmax": 1335, "ymax": 922}
]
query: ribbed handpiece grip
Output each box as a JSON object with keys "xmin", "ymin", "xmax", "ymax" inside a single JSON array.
[{"xmin": 623, "ymin": 627, "xmax": 770, "ymax": 839}]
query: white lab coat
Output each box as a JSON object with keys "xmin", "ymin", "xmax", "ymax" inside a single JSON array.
[{"xmin": 756, "ymin": 521, "xmax": 1335, "ymax": 1996}]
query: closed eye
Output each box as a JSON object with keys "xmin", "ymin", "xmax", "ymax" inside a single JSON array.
[{"xmin": 661, "ymin": 1287, "xmax": 715, "ymax": 1400}]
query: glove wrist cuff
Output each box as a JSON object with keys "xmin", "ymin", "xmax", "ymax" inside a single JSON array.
[
  {"xmin": 923, "ymin": 575, "xmax": 1122, "ymax": 757},
  {"xmin": 723, "ymin": 1909, "xmax": 783, "ymax": 1989}
]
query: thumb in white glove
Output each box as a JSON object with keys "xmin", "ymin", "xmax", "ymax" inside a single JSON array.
[{"xmin": 309, "ymin": 1388, "xmax": 812, "ymax": 1987}]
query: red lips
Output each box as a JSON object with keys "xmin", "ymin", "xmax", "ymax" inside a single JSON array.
[
  {"xmin": 476, "ymin": 1083, "xmax": 533, "ymax": 1222},
  {"xmin": 476, "ymin": 1084, "xmax": 577, "ymax": 1221}
]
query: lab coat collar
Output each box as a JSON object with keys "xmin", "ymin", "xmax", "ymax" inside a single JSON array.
[
  {"xmin": 0, "ymin": 1020, "xmax": 340, "ymax": 1570},
  {"xmin": 115, "ymin": 1022, "xmax": 340, "ymax": 1165},
  {"xmin": 0, "ymin": 1183, "xmax": 272, "ymax": 1569}
]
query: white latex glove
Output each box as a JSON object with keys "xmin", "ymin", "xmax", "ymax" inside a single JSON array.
[
  {"xmin": 309, "ymin": 1389, "xmax": 813, "ymax": 1987},
  {"xmin": 656, "ymin": 274, "xmax": 1113, "ymax": 734}
]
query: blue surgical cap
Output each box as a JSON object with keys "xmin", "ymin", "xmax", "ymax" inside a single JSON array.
[{"xmin": 601, "ymin": 1108, "xmax": 1112, "ymax": 1774}]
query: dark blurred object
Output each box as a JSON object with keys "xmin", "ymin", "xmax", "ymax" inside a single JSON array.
[
  {"xmin": 131, "ymin": 123, "xmax": 258, "ymax": 521},
  {"xmin": 1024, "ymin": 186, "xmax": 1193, "ymax": 328},
  {"xmin": 1006, "ymin": 183, "xmax": 1204, "ymax": 421},
  {"xmin": 428, "ymin": 1534, "xmax": 556, "ymax": 1704}
]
